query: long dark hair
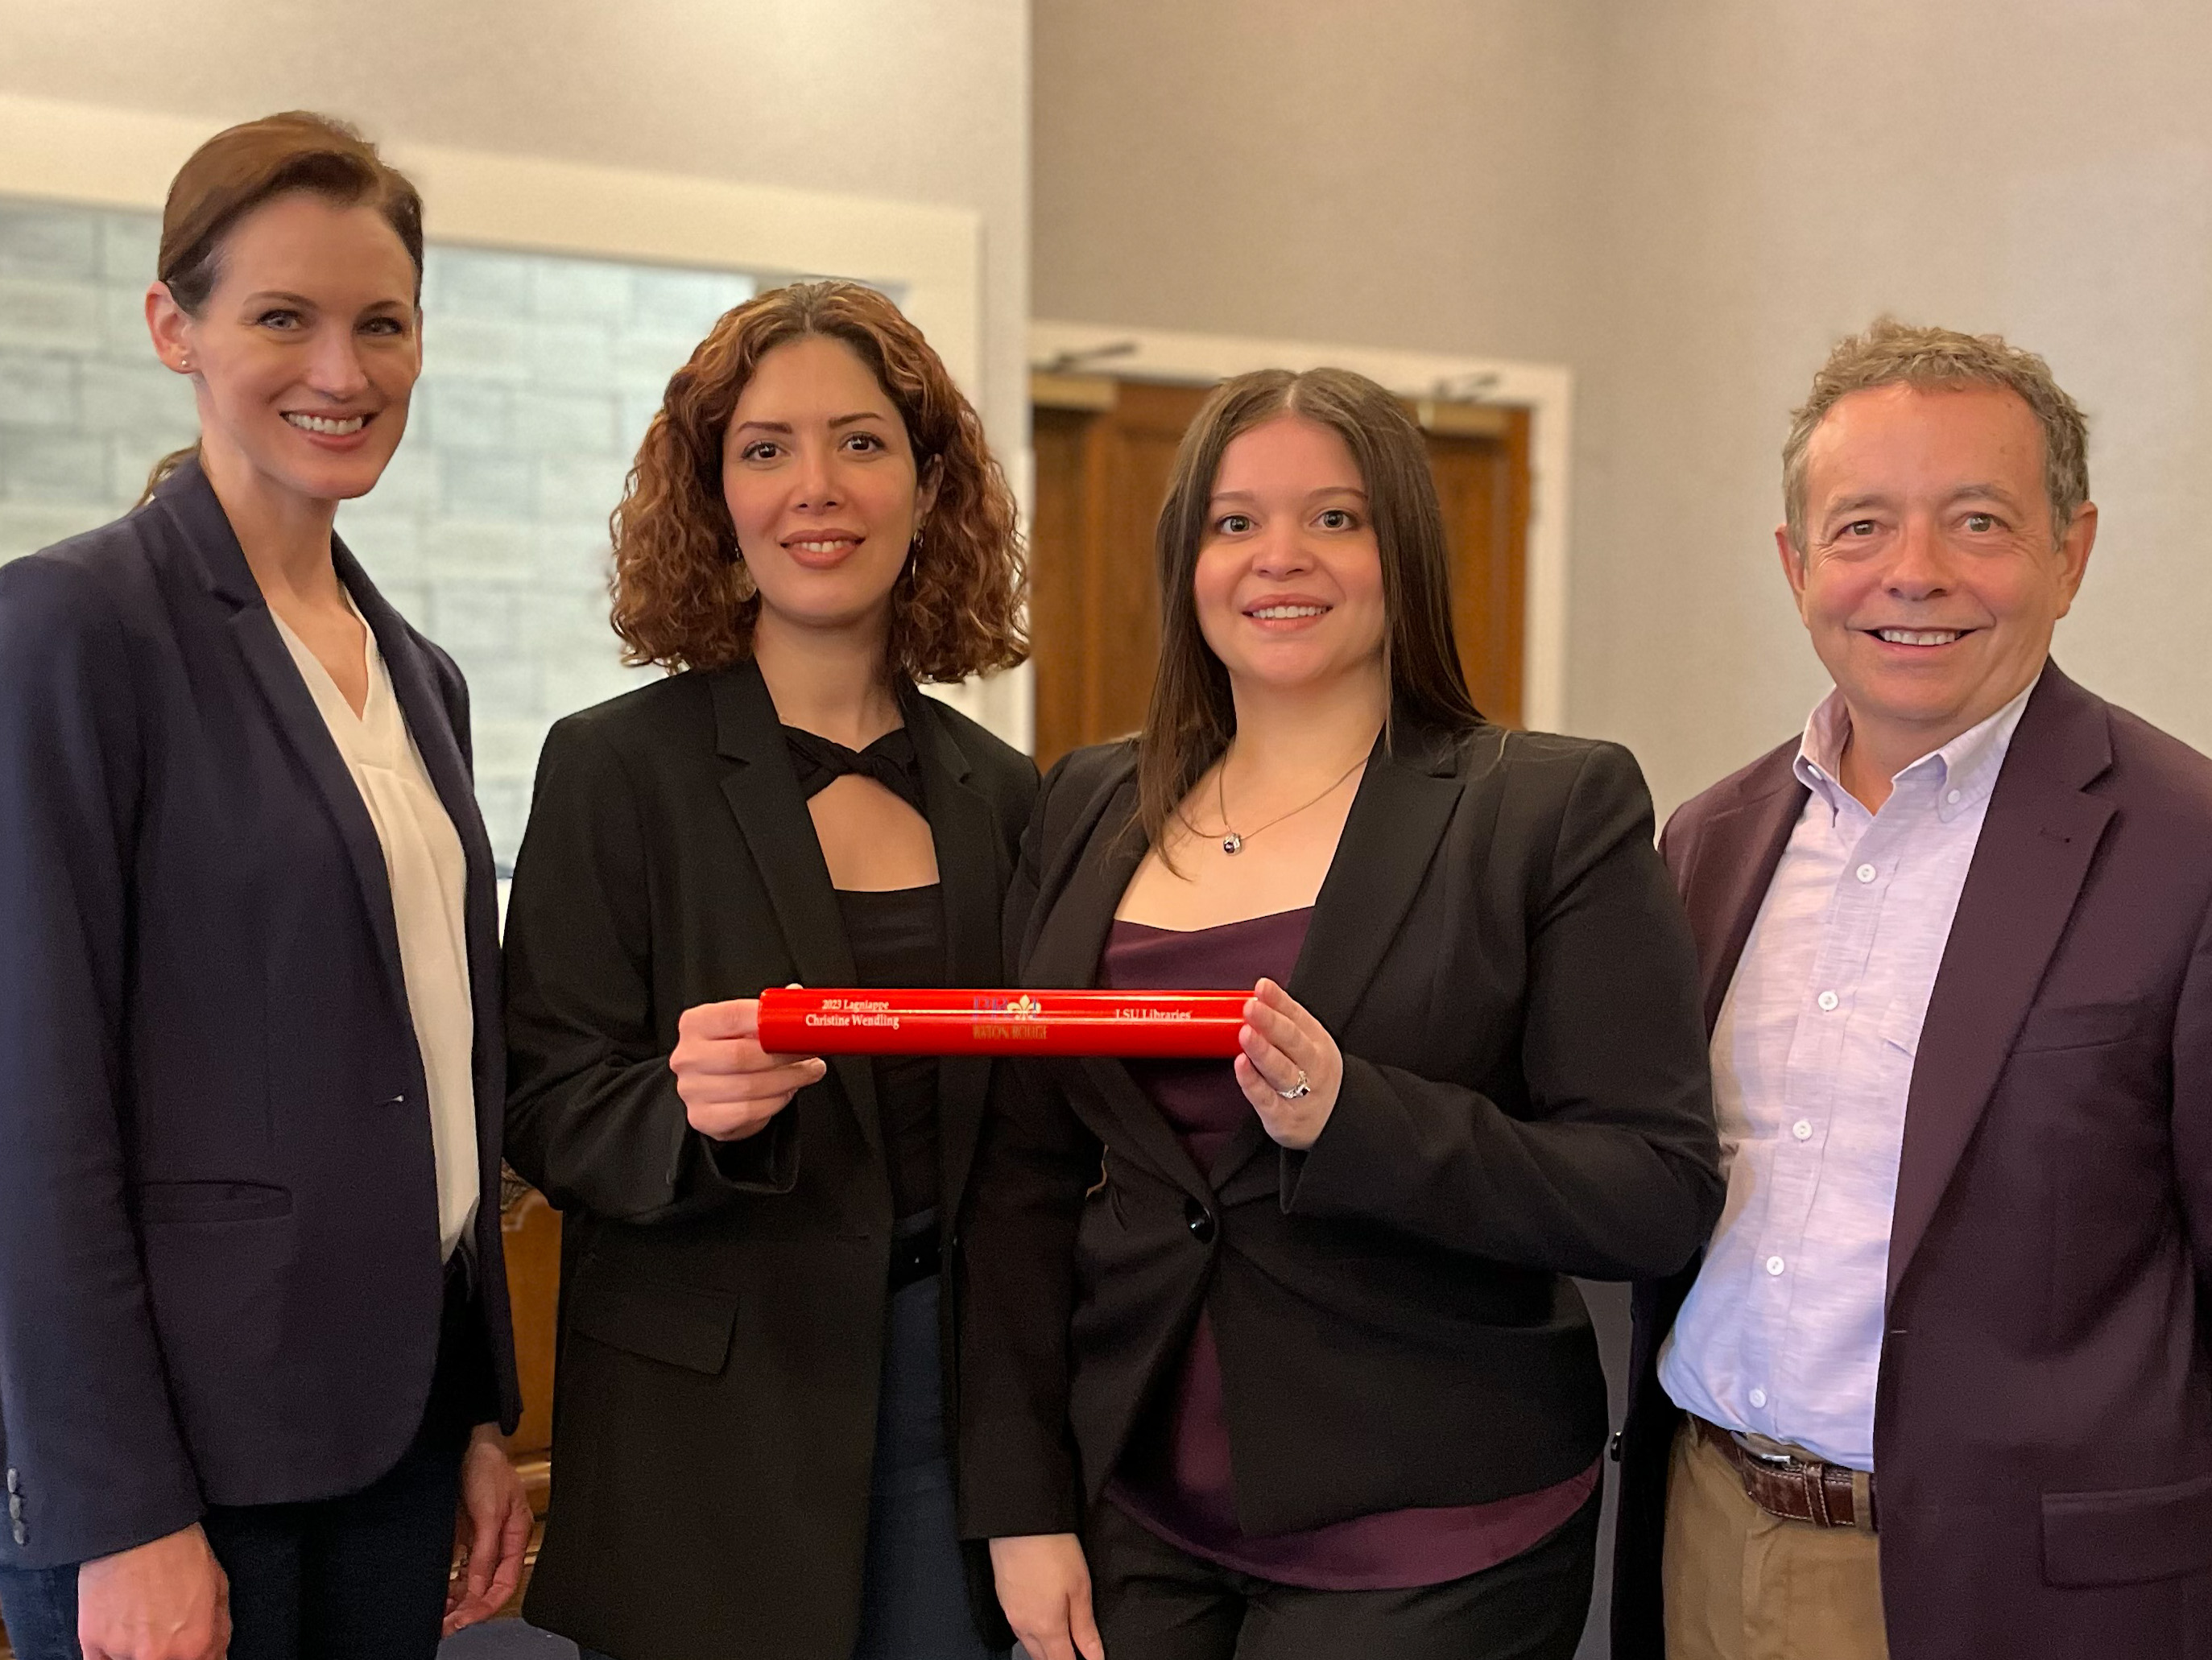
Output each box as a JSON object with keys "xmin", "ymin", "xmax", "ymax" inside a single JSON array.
[
  {"xmin": 1135, "ymin": 366, "xmax": 1482, "ymax": 854},
  {"xmin": 139, "ymin": 111, "xmax": 424, "ymax": 502}
]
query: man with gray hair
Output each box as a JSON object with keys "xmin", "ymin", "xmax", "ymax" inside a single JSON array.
[{"xmin": 1610, "ymin": 319, "xmax": 2212, "ymax": 1658}]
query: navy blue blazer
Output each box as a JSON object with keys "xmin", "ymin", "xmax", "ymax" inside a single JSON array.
[{"xmin": 0, "ymin": 456, "xmax": 519, "ymax": 1571}]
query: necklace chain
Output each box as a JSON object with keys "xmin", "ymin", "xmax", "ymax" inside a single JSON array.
[{"xmin": 1194, "ymin": 751, "xmax": 1367, "ymax": 856}]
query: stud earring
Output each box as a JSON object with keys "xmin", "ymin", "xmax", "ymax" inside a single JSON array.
[{"xmin": 178, "ymin": 356, "xmax": 191, "ymax": 371}]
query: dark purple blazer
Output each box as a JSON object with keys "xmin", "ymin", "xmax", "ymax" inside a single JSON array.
[
  {"xmin": 0, "ymin": 459, "xmax": 520, "ymax": 1571},
  {"xmin": 1611, "ymin": 663, "xmax": 2212, "ymax": 1658}
]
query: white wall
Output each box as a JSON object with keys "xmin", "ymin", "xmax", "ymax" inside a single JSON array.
[
  {"xmin": 0, "ymin": 0, "xmax": 1030, "ymax": 460},
  {"xmin": 1036, "ymin": 0, "xmax": 2212, "ymax": 816},
  {"xmin": 1577, "ymin": 0, "xmax": 2212, "ymax": 812},
  {"xmin": 1036, "ymin": 0, "xmax": 1605, "ymax": 370}
]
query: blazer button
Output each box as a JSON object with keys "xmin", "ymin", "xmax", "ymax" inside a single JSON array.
[
  {"xmin": 10, "ymin": 1519, "xmax": 25, "ymax": 1546},
  {"xmin": 1185, "ymin": 1199, "xmax": 1216, "ymax": 1244}
]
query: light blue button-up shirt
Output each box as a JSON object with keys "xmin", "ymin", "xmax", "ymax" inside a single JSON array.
[{"xmin": 1658, "ymin": 679, "xmax": 2035, "ymax": 1471}]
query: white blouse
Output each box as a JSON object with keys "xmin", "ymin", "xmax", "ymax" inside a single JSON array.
[{"xmin": 273, "ymin": 596, "xmax": 481, "ymax": 1262}]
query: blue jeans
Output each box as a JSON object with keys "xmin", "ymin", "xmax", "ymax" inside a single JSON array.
[
  {"xmin": 580, "ymin": 1270, "xmax": 1003, "ymax": 1660},
  {"xmin": 0, "ymin": 1562, "xmax": 75, "ymax": 1660}
]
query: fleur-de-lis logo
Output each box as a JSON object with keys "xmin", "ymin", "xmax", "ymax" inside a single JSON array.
[{"xmin": 1007, "ymin": 994, "xmax": 1042, "ymax": 1018}]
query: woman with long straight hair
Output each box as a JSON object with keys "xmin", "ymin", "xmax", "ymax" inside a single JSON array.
[
  {"xmin": 502, "ymin": 279, "xmax": 1035, "ymax": 1660},
  {"xmin": 0, "ymin": 113, "xmax": 526, "ymax": 1660},
  {"xmin": 961, "ymin": 368, "xmax": 1722, "ymax": 1659}
]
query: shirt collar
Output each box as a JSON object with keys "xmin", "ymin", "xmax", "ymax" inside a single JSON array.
[{"xmin": 1792, "ymin": 671, "xmax": 2040, "ymax": 824}]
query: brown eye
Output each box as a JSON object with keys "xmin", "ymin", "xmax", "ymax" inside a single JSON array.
[
  {"xmin": 1963, "ymin": 512, "xmax": 1996, "ymax": 532},
  {"xmin": 1216, "ymin": 514, "xmax": 1254, "ymax": 535}
]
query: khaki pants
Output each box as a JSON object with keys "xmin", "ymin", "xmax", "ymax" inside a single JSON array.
[{"xmin": 1661, "ymin": 1420, "xmax": 1888, "ymax": 1660}]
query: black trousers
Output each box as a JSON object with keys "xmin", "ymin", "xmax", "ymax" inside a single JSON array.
[
  {"xmin": 0, "ymin": 1268, "xmax": 487, "ymax": 1660},
  {"xmin": 1085, "ymin": 1488, "xmax": 1601, "ymax": 1660}
]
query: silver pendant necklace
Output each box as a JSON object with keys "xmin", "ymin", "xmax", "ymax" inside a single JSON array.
[{"xmin": 1212, "ymin": 753, "xmax": 1367, "ymax": 855}]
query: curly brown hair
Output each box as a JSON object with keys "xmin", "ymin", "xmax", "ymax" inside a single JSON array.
[{"xmin": 609, "ymin": 279, "xmax": 1028, "ymax": 681}]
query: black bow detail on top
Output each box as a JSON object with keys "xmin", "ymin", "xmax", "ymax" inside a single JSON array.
[{"xmin": 780, "ymin": 725, "xmax": 928, "ymax": 819}]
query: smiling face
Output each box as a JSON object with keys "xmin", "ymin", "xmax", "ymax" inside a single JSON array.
[
  {"xmin": 1783, "ymin": 381, "xmax": 2094, "ymax": 762},
  {"xmin": 721, "ymin": 333, "xmax": 936, "ymax": 639},
  {"xmin": 1192, "ymin": 414, "xmax": 1387, "ymax": 696},
  {"xmin": 147, "ymin": 191, "xmax": 421, "ymax": 504}
]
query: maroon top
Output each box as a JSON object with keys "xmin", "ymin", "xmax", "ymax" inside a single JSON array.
[{"xmin": 1101, "ymin": 909, "xmax": 1599, "ymax": 1590}]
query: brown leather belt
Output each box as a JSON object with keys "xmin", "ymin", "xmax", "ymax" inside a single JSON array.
[{"xmin": 1693, "ymin": 1414, "xmax": 1878, "ymax": 1532}]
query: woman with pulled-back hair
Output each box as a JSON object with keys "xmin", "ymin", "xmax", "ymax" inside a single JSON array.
[
  {"xmin": 0, "ymin": 114, "xmax": 526, "ymax": 1660},
  {"xmin": 501, "ymin": 279, "xmax": 1034, "ymax": 1660}
]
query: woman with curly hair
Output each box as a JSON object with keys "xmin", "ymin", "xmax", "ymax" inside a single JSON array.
[{"xmin": 501, "ymin": 281, "xmax": 1034, "ymax": 1660}]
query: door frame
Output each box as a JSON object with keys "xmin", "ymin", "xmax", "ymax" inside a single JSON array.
[{"xmin": 1030, "ymin": 320, "xmax": 1573, "ymax": 733}]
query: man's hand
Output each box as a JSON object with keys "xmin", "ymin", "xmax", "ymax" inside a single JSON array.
[
  {"xmin": 669, "ymin": 995, "xmax": 826, "ymax": 1141},
  {"xmin": 443, "ymin": 1424, "xmax": 531, "ymax": 1634},
  {"xmin": 990, "ymin": 1533, "xmax": 1103, "ymax": 1660},
  {"xmin": 77, "ymin": 1522, "xmax": 229, "ymax": 1660}
]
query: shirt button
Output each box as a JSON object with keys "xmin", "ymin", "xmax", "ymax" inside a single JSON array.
[
  {"xmin": 1946, "ymin": 789, "xmax": 1962, "ymax": 804},
  {"xmin": 1817, "ymin": 990, "xmax": 1839, "ymax": 1012},
  {"xmin": 1855, "ymin": 863, "xmax": 1877, "ymax": 883},
  {"xmin": 1749, "ymin": 1387, "xmax": 1768, "ymax": 1408},
  {"xmin": 1792, "ymin": 1119, "xmax": 1813, "ymax": 1141},
  {"xmin": 1766, "ymin": 1255, "xmax": 1786, "ymax": 1276}
]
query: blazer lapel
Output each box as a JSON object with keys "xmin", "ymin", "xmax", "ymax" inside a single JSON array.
[
  {"xmin": 1676, "ymin": 750, "xmax": 1806, "ymax": 1035},
  {"xmin": 337, "ymin": 542, "xmax": 505, "ymax": 1158},
  {"xmin": 1023, "ymin": 768, "xmax": 1210, "ymax": 1202},
  {"xmin": 709, "ymin": 661, "xmax": 879, "ymax": 1151},
  {"xmin": 909, "ymin": 692, "xmax": 1002, "ymax": 1212},
  {"xmin": 1209, "ymin": 721, "xmax": 1466, "ymax": 1188},
  {"xmin": 1887, "ymin": 666, "xmax": 2114, "ymax": 1301},
  {"xmin": 158, "ymin": 464, "xmax": 411, "ymax": 1018}
]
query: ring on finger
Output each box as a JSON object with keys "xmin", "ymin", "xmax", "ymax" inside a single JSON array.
[{"xmin": 1273, "ymin": 1067, "xmax": 1312, "ymax": 1101}]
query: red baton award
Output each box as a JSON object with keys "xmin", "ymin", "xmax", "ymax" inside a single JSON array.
[{"xmin": 755, "ymin": 987, "xmax": 1248, "ymax": 1059}]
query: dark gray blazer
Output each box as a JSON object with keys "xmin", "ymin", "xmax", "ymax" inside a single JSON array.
[
  {"xmin": 0, "ymin": 457, "xmax": 519, "ymax": 1571},
  {"xmin": 1612, "ymin": 663, "xmax": 2212, "ymax": 1660}
]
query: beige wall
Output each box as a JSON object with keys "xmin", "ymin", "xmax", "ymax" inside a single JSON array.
[
  {"xmin": 0, "ymin": 0, "xmax": 1030, "ymax": 461},
  {"xmin": 1036, "ymin": 0, "xmax": 2212, "ymax": 815}
]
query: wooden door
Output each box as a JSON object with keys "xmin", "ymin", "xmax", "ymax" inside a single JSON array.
[
  {"xmin": 1028, "ymin": 375, "xmax": 1530, "ymax": 769},
  {"xmin": 495, "ymin": 1174, "xmax": 563, "ymax": 1613},
  {"xmin": 1029, "ymin": 377, "xmax": 1217, "ymax": 765}
]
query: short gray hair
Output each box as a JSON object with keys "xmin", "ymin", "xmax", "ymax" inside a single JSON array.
[{"xmin": 1782, "ymin": 318, "xmax": 2090, "ymax": 553}]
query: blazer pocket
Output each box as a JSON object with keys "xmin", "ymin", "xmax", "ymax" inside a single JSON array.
[
  {"xmin": 2014, "ymin": 998, "xmax": 2147, "ymax": 1054},
  {"xmin": 568, "ymin": 1267, "xmax": 738, "ymax": 1376},
  {"xmin": 2043, "ymin": 1468, "xmax": 2212, "ymax": 1586},
  {"xmin": 134, "ymin": 1180, "xmax": 292, "ymax": 1224}
]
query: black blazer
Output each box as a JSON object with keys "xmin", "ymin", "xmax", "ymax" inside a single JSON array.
[
  {"xmin": 955, "ymin": 721, "xmax": 1722, "ymax": 1542},
  {"xmin": 0, "ymin": 458, "xmax": 519, "ymax": 1572},
  {"xmin": 502, "ymin": 659, "xmax": 1036, "ymax": 1660}
]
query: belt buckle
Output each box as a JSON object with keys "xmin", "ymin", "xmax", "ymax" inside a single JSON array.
[{"xmin": 1734, "ymin": 1431, "xmax": 1801, "ymax": 1469}]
